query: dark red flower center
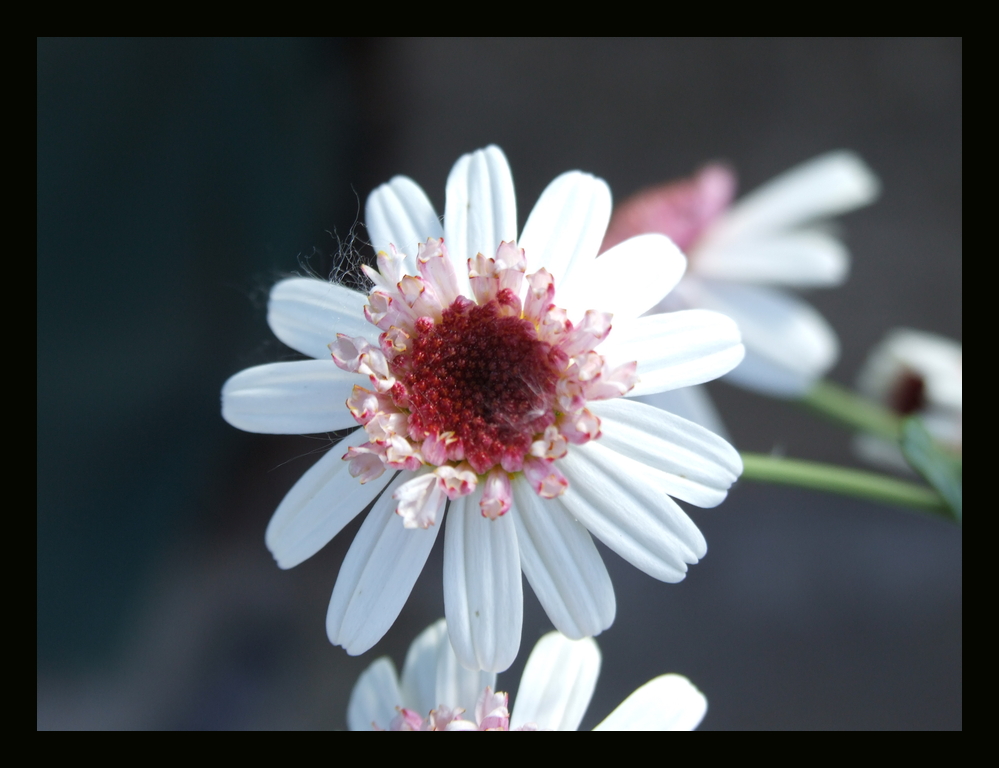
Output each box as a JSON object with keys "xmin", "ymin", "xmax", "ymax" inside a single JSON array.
[
  {"xmin": 889, "ymin": 369, "xmax": 927, "ymax": 415},
  {"xmin": 397, "ymin": 296, "xmax": 560, "ymax": 473}
]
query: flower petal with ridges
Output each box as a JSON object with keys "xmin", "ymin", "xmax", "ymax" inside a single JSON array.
[
  {"xmin": 445, "ymin": 146, "xmax": 517, "ymax": 299},
  {"xmin": 509, "ymin": 630, "xmax": 601, "ymax": 731},
  {"xmin": 221, "ymin": 360, "xmax": 360, "ymax": 435},
  {"xmin": 327, "ymin": 472, "xmax": 442, "ymax": 655},
  {"xmin": 264, "ymin": 428, "xmax": 391, "ymax": 570},
  {"xmin": 557, "ymin": 441, "xmax": 707, "ymax": 582},
  {"xmin": 600, "ymin": 309, "xmax": 744, "ymax": 397},
  {"xmin": 396, "ymin": 619, "xmax": 497, "ymax": 718},
  {"xmin": 634, "ymin": 385, "xmax": 730, "ymax": 441},
  {"xmin": 267, "ymin": 278, "xmax": 376, "ymax": 360},
  {"xmin": 366, "ymin": 175, "xmax": 443, "ymax": 275},
  {"xmin": 444, "ymin": 485, "xmax": 522, "ymax": 673},
  {"xmin": 590, "ymin": 398, "xmax": 742, "ymax": 508},
  {"xmin": 519, "ymin": 171, "xmax": 611, "ymax": 289},
  {"xmin": 347, "ymin": 656, "xmax": 403, "ymax": 732},
  {"xmin": 511, "ymin": 475, "xmax": 615, "ymax": 639},
  {"xmin": 558, "ymin": 233, "xmax": 686, "ymax": 322}
]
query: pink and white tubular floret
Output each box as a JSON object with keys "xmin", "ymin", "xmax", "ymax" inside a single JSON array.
[
  {"xmin": 385, "ymin": 686, "xmax": 526, "ymax": 731},
  {"xmin": 330, "ymin": 236, "xmax": 638, "ymax": 529}
]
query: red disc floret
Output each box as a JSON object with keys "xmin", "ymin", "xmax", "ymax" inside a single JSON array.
[{"xmin": 396, "ymin": 296, "xmax": 560, "ymax": 474}]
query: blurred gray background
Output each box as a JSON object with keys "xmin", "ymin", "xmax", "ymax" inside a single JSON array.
[{"xmin": 37, "ymin": 38, "xmax": 961, "ymax": 730}]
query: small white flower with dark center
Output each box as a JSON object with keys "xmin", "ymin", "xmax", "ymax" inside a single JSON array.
[
  {"xmin": 603, "ymin": 152, "xmax": 880, "ymax": 406},
  {"xmin": 222, "ymin": 146, "xmax": 745, "ymax": 671},
  {"xmin": 853, "ymin": 328, "xmax": 962, "ymax": 471},
  {"xmin": 349, "ymin": 619, "xmax": 707, "ymax": 731}
]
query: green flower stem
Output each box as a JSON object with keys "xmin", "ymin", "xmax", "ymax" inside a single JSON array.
[
  {"xmin": 740, "ymin": 452, "xmax": 953, "ymax": 519},
  {"xmin": 800, "ymin": 379, "xmax": 902, "ymax": 441}
]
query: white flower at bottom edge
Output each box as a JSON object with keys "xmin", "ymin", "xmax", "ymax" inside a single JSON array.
[
  {"xmin": 348, "ymin": 619, "xmax": 706, "ymax": 731},
  {"xmin": 853, "ymin": 328, "xmax": 962, "ymax": 472},
  {"xmin": 221, "ymin": 145, "xmax": 745, "ymax": 673},
  {"xmin": 603, "ymin": 151, "xmax": 880, "ymax": 402}
]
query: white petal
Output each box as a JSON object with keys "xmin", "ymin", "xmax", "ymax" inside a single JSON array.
[
  {"xmin": 434, "ymin": 628, "xmax": 496, "ymax": 716},
  {"xmin": 347, "ymin": 657, "xmax": 403, "ymax": 731},
  {"xmin": 724, "ymin": 345, "xmax": 820, "ymax": 396},
  {"xmin": 365, "ymin": 175, "xmax": 443, "ymax": 275},
  {"xmin": 443, "ymin": 484, "xmax": 522, "ymax": 673},
  {"xmin": 265, "ymin": 429, "xmax": 392, "ymax": 569},
  {"xmin": 267, "ymin": 277, "xmax": 377, "ymax": 360},
  {"xmin": 510, "ymin": 476, "xmax": 615, "ymax": 639},
  {"xmin": 589, "ymin": 398, "xmax": 741, "ymax": 508},
  {"xmin": 602, "ymin": 309, "xmax": 744, "ymax": 397},
  {"xmin": 397, "ymin": 617, "xmax": 496, "ymax": 717},
  {"xmin": 399, "ymin": 619, "xmax": 448, "ymax": 715},
  {"xmin": 676, "ymin": 278, "xmax": 838, "ymax": 395},
  {"xmin": 694, "ymin": 229, "xmax": 849, "ymax": 287},
  {"xmin": 593, "ymin": 674, "xmax": 707, "ymax": 731},
  {"xmin": 327, "ymin": 471, "xmax": 443, "ymax": 656},
  {"xmin": 509, "ymin": 632, "xmax": 600, "ymax": 731},
  {"xmin": 558, "ymin": 234, "xmax": 686, "ymax": 323},
  {"xmin": 702, "ymin": 150, "xmax": 880, "ymax": 246},
  {"xmin": 444, "ymin": 146, "xmax": 517, "ymax": 298},
  {"xmin": 557, "ymin": 441, "xmax": 706, "ymax": 582},
  {"xmin": 519, "ymin": 171, "xmax": 611, "ymax": 289},
  {"xmin": 221, "ymin": 360, "xmax": 362, "ymax": 434},
  {"xmin": 634, "ymin": 385, "xmax": 729, "ymax": 441}
]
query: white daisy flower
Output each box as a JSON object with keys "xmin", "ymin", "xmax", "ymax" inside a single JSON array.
[
  {"xmin": 853, "ymin": 328, "xmax": 962, "ymax": 471},
  {"xmin": 603, "ymin": 151, "xmax": 880, "ymax": 401},
  {"xmin": 348, "ymin": 618, "xmax": 707, "ymax": 731},
  {"xmin": 222, "ymin": 146, "xmax": 744, "ymax": 672}
]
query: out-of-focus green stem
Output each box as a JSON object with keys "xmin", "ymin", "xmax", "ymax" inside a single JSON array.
[
  {"xmin": 740, "ymin": 452, "xmax": 954, "ymax": 520},
  {"xmin": 800, "ymin": 379, "xmax": 901, "ymax": 441}
]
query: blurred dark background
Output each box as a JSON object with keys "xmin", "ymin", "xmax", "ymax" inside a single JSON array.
[{"xmin": 37, "ymin": 38, "xmax": 961, "ymax": 730}]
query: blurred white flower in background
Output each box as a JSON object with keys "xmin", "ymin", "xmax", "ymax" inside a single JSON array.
[
  {"xmin": 222, "ymin": 146, "xmax": 745, "ymax": 672},
  {"xmin": 854, "ymin": 328, "xmax": 962, "ymax": 471},
  {"xmin": 602, "ymin": 152, "xmax": 880, "ymax": 429},
  {"xmin": 348, "ymin": 619, "xmax": 707, "ymax": 731}
]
